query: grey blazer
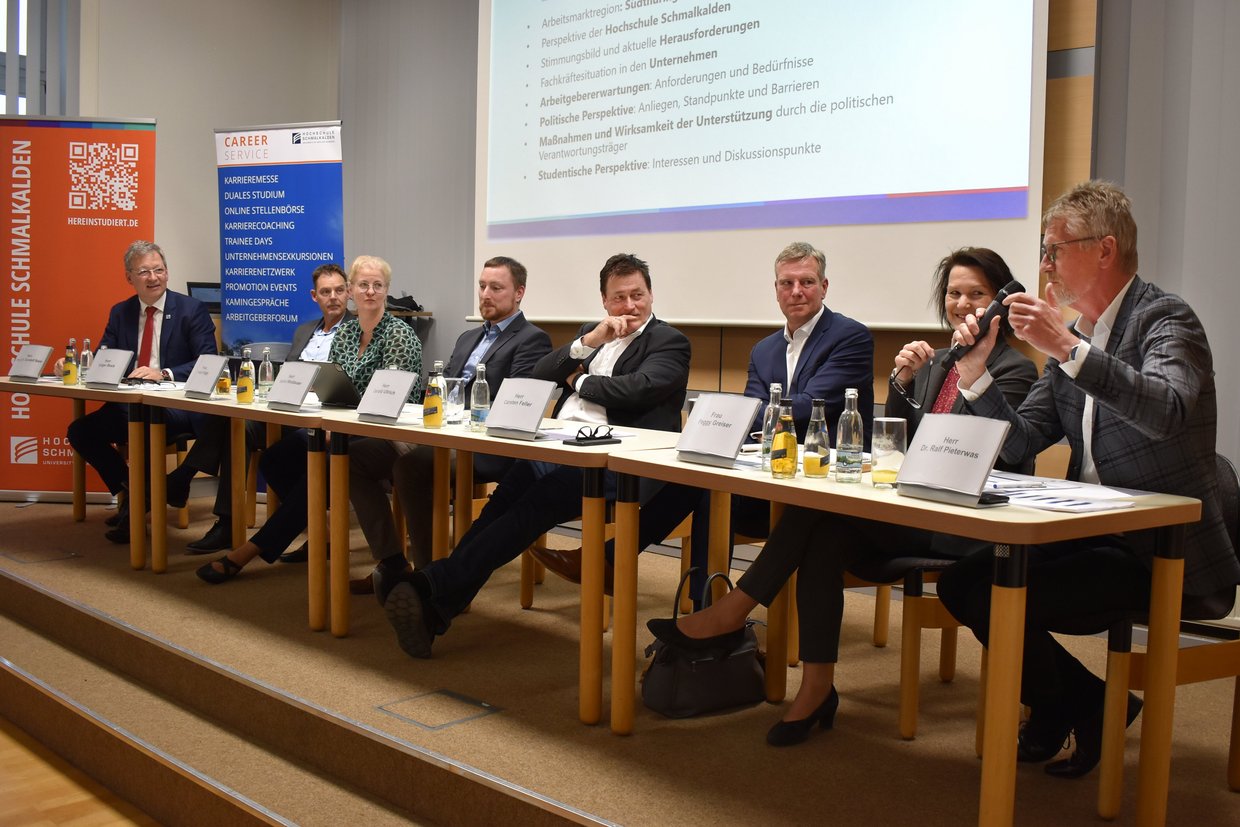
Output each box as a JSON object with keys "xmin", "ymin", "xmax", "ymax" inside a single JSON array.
[{"xmin": 968, "ymin": 276, "xmax": 1239, "ymax": 596}]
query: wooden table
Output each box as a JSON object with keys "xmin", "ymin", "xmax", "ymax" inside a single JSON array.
[
  {"xmin": 0, "ymin": 377, "xmax": 147, "ymax": 568},
  {"xmin": 606, "ymin": 447, "xmax": 1200, "ymax": 826},
  {"xmin": 319, "ymin": 410, "xmax": 680, "ymax": 723},
  {"xmin": 139, "ymin": 392, "xmax": 324, "ymax": 614}
]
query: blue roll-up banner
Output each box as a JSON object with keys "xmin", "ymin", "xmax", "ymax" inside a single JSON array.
[{"xmin": 215, "ymin": 121, "xmax": 343, "ymax": 354}]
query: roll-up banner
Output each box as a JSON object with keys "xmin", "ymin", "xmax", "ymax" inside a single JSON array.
[
  {"xmin": 215, "ymin": 121, "xmax": 344, "ymax": 353},
  {"xmin": 0, "ymin": 116, "xmax": 156, "ymax": 500}
]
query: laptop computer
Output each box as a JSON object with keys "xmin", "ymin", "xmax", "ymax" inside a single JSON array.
[{"xmin": 306, "ymin": 361, "xmax": 361, "ymax": 408}]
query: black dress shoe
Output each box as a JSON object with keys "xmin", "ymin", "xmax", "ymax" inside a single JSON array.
[
  {"xmin": 279, "ymin": 540, "xmax": 332, "ymax": 564},
  {"xmin": 1045, "ymin": 692, "xmax": 1143, "ymax": 779},
  {"xmin": 646, "ymin": 617, "xmax": 745, "ymax": 654},
  {"xmin": 105, "ymin": 496, "xmax": 129, "ymax": 527},
  {"xmin": 381, "ymin": 572, "xmax": 434, "ymax": 659},
  {"xmin": 186, "ymin": 520, "xmax": 232, "ymax": 554},
  {"xmin": 767, "ymin": 687, "xmax": 840, "ymax": 747},
  {"xmin": 1017, "ymin": 709, "xmax": 1072, "ymax": 763},
  {"xmin": 104, "ymin": 517, "xmax": 131, "ymax": 544}
]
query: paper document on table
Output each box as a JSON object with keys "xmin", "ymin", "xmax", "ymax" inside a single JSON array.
[{"xmin": 1002, "ymin": 479, "xmax": 1137, "ymax": 512}]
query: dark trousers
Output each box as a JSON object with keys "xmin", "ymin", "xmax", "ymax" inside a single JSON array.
[
  {"xmin": 421, "ymin": 459, "xmax": 674, "ymax": 634},
  {"xmin": 936, "ymin": 538, "xmax": 1152, "ymax": 720},
  {"xmin": 734, "ymin": 507, "xmax": 965, "ymax": 663},
  {"xmin": 175, "ymin": 414, "xmax": 251, "ymax": 517},
  {"xmin": 67, "ymin": 402, "xmax": 200, "ymax": 495},
  {"xmin": 248, "ymin": 430, "xmax": 313, "ymax": 563}
]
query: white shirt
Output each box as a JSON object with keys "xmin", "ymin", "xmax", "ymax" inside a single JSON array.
[
  {"xmin": 558, "ymin": 316, "xmax": 654, "ymax": 425},
  {"xmin": 299, "ymin": 316, "xmax": 346, "ymax": 362},
  {"xmin": 783, "ymin": 305, "xmax": 824, "ymax": 392}
]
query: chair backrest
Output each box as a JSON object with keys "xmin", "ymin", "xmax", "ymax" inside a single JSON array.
[{"xmin": 1216, "ymin": 453, "xmax": 1239, "ymax": 569}]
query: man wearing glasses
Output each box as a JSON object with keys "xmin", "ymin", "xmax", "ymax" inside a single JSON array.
[
  {"xmin": 937, "ymin": 180, "xmax": 1239, "ymax": 778},
  {"xmin": 64, "ymin": 240, "xmax": 218, "ymax": 543},
  {"xmin": 374, "ymin": 253, "xmax": 691, "ymax": 659},
  {"xmin": 179, "ymin": 262, "xmax": 356, "ymax": 554}
]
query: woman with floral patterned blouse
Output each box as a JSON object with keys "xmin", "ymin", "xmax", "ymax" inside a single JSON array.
[{"xmin": 198, "ymin": 255, "xmax": 422, "ymax": 584}]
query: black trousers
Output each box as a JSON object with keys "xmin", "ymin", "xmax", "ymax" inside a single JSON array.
[
  {"xmin": 66, "ymin": 402, "xmax": 201, "ymax": 495},
  {"xmin": 936, "ymin": 537, "xmax": 1152, "ymax": 720}
]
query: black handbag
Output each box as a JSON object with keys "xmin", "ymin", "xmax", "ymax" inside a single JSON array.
[{"xmin": 640, "ymin": 569, "xmax": 766, "ymax": 718}]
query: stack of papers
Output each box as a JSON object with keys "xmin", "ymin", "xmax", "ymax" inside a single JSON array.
[{"xmin": 985, "ymin": 472, "xmax": 1135, "ymax": 513}]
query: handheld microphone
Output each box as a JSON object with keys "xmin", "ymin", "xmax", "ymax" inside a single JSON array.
[{"xmin": 941, "ymin": 279, "xmax": 1025, "ymax": 367}]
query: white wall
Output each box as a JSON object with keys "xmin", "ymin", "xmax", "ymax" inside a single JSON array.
[
  {"xmin": 339, "ymin": 0, "xmax": 478, "ymax": 363},
  {"xmin": 77, "ymin": 0, "xmax": 340, "ymax": 288},
  {"xmin": 1097, "ymin": 0, "xmax": 1240, "ymax": 464}
]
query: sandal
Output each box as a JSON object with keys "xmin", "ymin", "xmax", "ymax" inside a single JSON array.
[{"xmin": 196, "ymin": 555, "xmax": 243, "ymax": 584}]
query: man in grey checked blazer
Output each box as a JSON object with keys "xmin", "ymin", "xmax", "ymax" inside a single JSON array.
[{"xmin": 937, "ymin": 180, "xmax": 1240, "ymax": 779}]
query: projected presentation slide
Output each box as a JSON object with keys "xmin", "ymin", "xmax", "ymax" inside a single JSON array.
[{"xmin": 486, "ymin": 0, "xmax": 1034, "ymax": 238}]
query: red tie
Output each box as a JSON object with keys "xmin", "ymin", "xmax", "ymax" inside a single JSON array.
[
  {"xmin": 137, "ymin": 305, "xmax": 157, "ymax": 368},
  {"xmin": 931, "ymin": 364, "xmax": 961, "ymax": 414}
]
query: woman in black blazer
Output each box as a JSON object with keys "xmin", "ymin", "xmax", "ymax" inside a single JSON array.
[{"xmin": 648, "ymin": 248, "xmax": 1037, "ymax": 747}]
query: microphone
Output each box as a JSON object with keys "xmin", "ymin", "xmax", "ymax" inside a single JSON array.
[{"xmin": 941, "ymin": 279, "xmax": 1025, "ymax": 367}]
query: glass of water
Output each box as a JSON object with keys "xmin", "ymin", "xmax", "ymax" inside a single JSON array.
[{"xmin": 442, "ymin": 377, "xmax": 466, "ymax": 424}]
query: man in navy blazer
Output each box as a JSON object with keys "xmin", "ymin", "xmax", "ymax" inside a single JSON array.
[
  {"xmin": 939, "ymin": 181, "xmax": 1240, "ymax": 778},
  {"xmin": 65, "ymin": 241, "xmax": 217, "ymax": 541},
  {"xmin": 347, "ymin": 256, "xmax": 553, "ymax": 582},
  {"xmin": 374, "ymin": 253, "xmax": 691, "ymax": 659},
  {"xmin": 532, "ymin": 241, "xmax": 874, "ymax": 598}
]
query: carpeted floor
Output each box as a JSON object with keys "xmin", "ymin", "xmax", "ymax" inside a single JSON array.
[{"xmin": 1, "ymin": 496, "xmax": 1238, "ymax": 825}]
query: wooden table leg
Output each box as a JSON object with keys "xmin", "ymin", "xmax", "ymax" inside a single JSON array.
[
  {"xmin": 978, "ymin": 543, "xmax": 1027, "ymax": 827},
  {"xmin": 610, "ymin": 472, "xmax": 641, "ymax": 734},
  {"xmin": 230, "ymin": 417, "xmax": 246, "ymax": 551},
  {"xmin": 72, "ymin": 399, "xmax": 85, "ymax": 521},
  {"xmin": 306, "ymin": 429, "xmax": 327, "ymax": 632},
  {"xmin": 432, "ymin": 446, "xmax": 450, "ymax": 560},
  {"xmin": 127, "ymin": 403, "xmax": 146, "ymax": 570},
  {"xmin": 1136, "ymin": 526, "xmax": 1186, "ymax": 827},
  {"xmin": 265, "ymin": 422, "xmax": 281, "ymax": 516},
  {"xmin": 148, "ymin": 408, "xmax": 167, "ymax": 574},
  {"xmin": 454, "ymin": 449, "xmax": 474, "ymax": 545},
  {"xmin": 579, "ymin": 468, "xmax": 606, "ymax": 726},
  {"xmin": 765, "ymin": 500, "xmax": 788, "ymax": 702},
  {"xmin": 707, "ymin": 490, "xmax": 731, "ymax": 604},
  {"xmin": 329, "ymin": 432, "xmax": 350, "ymax": 638}
]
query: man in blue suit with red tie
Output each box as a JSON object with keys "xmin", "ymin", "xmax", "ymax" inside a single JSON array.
[{"xmin": 65, "ymin": 240, "xmax": 218, "ymax": 542}]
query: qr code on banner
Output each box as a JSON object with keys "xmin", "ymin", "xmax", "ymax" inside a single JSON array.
[{"xmin": 68, "ymin": 142, "xmax": 140, "ymax": 211}]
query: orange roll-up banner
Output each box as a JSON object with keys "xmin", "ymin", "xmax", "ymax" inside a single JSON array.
[{"xmin": 1, "ymin": 116, "xmax": 156, "ymax": 499}]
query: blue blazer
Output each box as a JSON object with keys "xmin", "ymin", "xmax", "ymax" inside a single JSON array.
[
  {"xmin": 745, "ymin": 306, "xmax": 875, "ymax": 444},
  {"xmin": 98, "ymin": 289, "xmax": 218, "ymax": 380}
]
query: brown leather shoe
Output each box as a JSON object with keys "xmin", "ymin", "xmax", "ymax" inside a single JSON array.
[
  {"xmin": 528, "ymin": 546, "xmax": 614, "ymax": 595},
  {"xmin": 349, "ymin": 575, "xmax": 375, "ymax": 595}
]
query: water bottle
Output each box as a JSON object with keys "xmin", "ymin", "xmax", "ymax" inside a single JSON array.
[
  {"xmin": 835, "ymin": 387, "xmax": 863, "ymax": 483},
  {"xmin": 470, "ymin": 363, "xmax": 491, "ymax": 432},
  {"xmin": 257, "ymin": 347, "xmax": 275, "ymax": 400},
  {"xmin": 236, "ymin": 347, "xmax": 255, "ymax": 404},
  {"xmin": 802, "ymin": 398, "xmax": 829, "ymax": 478},
  {"xmin": 759, "ymin": 382, "xmax": 782, "ymax": 471},
  {"xmin": 770, "ymin": 402, "xmax": 797, "ymax": 480},
  {"xmin": 62, "ymin": 337, "xmax": 78, "ymax": 385},
  {"xmin": 79, "ymin": 338, "xmax": 93, "ymax": 384},
  {"xmin": 423, "ymin": 360, "xmax": 444, "ymax": 428}
]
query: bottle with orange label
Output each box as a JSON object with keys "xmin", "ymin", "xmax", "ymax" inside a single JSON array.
[
  {"xmin": 423, "ymin": 360, "xmax": 444, "ymax": 428},
  {"xmin": 802, "ymin": 398, "xmax": 829, "ymax": 478},
  {"xmin": 236, "ymin": 347, "xmax": 255, "ymax": 404}
]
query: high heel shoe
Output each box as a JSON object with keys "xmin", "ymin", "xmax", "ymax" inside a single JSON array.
[
  {"xmin": 646, "ymin": 617, "xmax": 745, "ymax": 653},
  {"xmin": 766, "ymin": 686, "xmax": 839, "ymax": 747}
]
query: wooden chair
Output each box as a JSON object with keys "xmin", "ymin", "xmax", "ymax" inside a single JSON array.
[{"xmin": 1093, "ymin": 454, "xmax": 1240, "ymax": 819}]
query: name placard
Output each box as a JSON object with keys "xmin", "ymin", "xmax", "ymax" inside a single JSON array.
[
  {"xmin": 358, "ymin": 369, "xmax": 420, "ymax": 423},
  {"xmin": 897, "ymin": 413, "xmax": 1010, "ymax": 507},
  {"xmin": 8, "ymin": 344, "xmax": 53, "ymax": 382},
  {"xmin": 676, "ymin": 393, "xmax": 762, "ymax": 468},
  {"xmin": 266, "ymin": 361, "xmax": 321, "ymax": 412},
  {"xmin": 84, "ymin": 349, "xmax": 135, "ymax": 389},
  {"xmin": 486, "ymin": 377, "xmax": 556, "ymax": 440},
  {"xmin": 184, "ymin": 354, "xmax": 230, "ymax": 399}
]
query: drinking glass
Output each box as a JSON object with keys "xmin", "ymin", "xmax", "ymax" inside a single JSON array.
[
  {"xmin": 871, "ymin": 417, "xmax": 907, "ymax": 487},
  {"xmin": 442, "ymin": 377, "xmax": 466, "ymax": 424}
]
